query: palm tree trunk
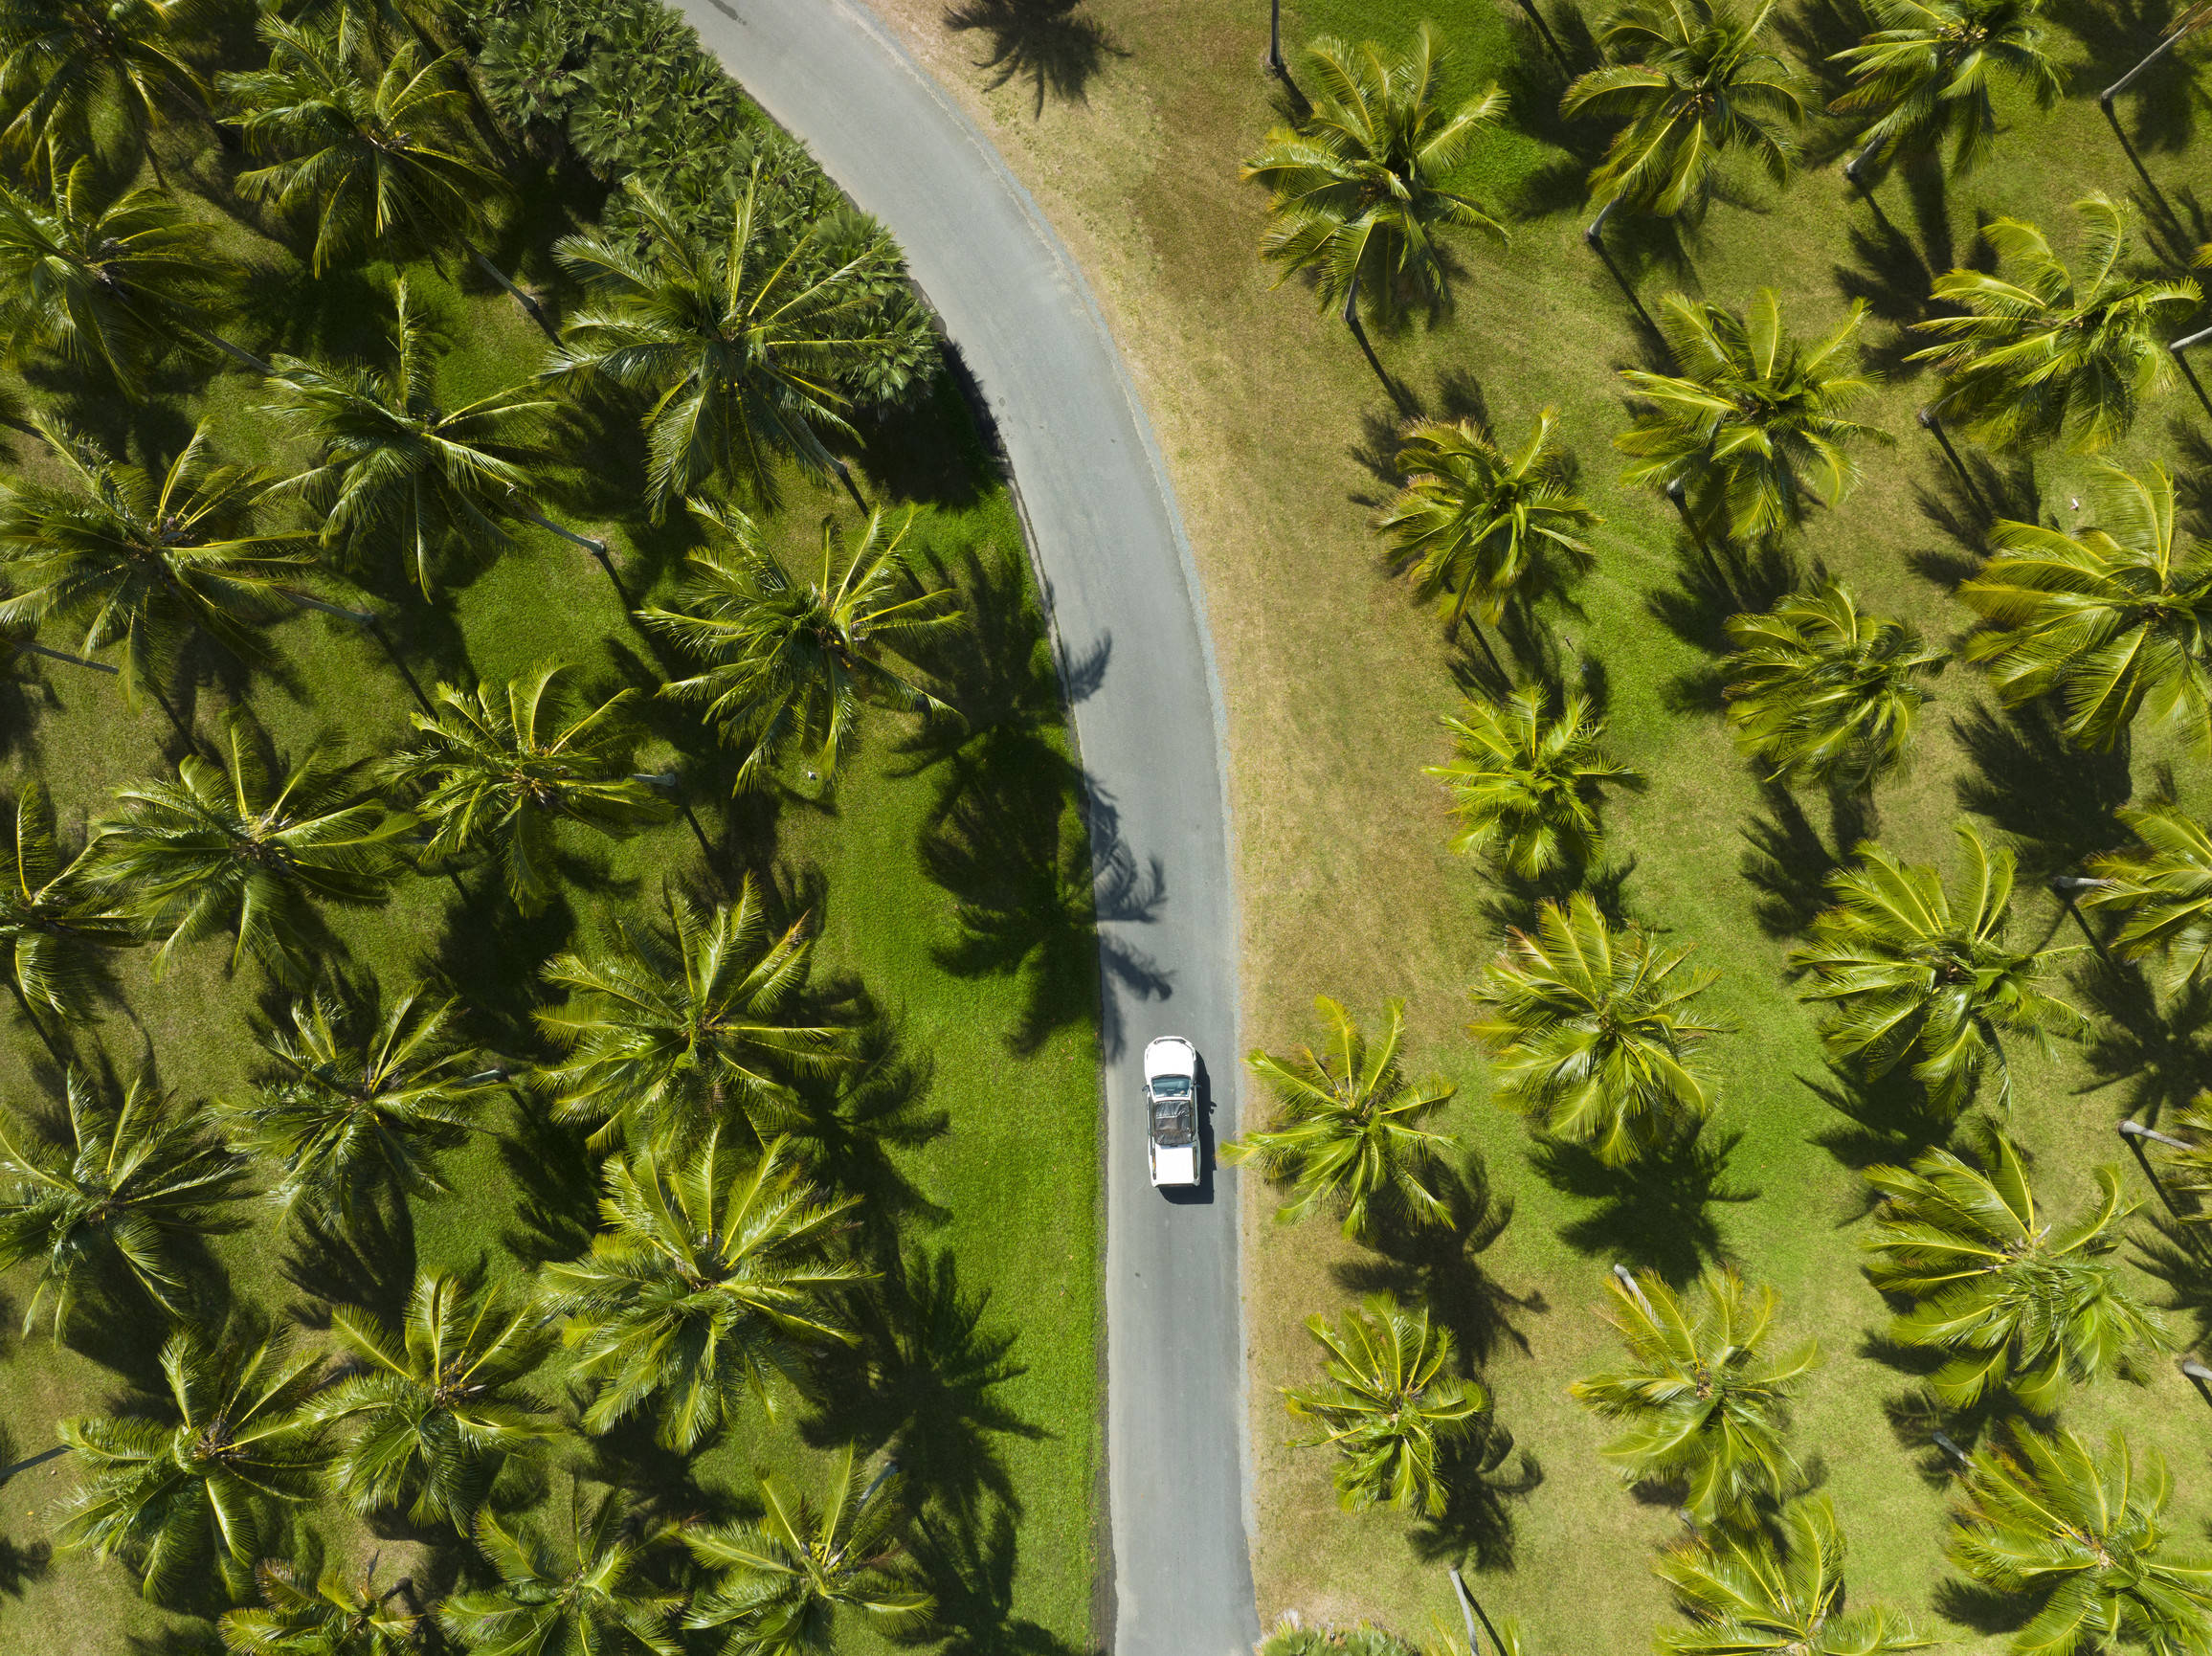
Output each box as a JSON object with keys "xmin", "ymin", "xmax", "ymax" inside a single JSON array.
[
  {"xmin": 6, "ymin": 979, "xmax": 67, "ymax": 1072},
  {"xmin": 1843, "ymin": 130, "xmax": 1885, "ymax": 186},
  {"xmin": 2182, "ymin": 1356, "xmax": 2212, "ymax": 1411},
  {"xmin": 2120, "ymin": 1120, "xmax": 2190, "ymax": 1217},
  {"xmin": 1583, "ymin": 199, "xmax": 1658, "ymax": 334},
  {"xmin": 183, "ymin": 323, "xmax": 274, "ymax": 378},
  {"xmin": 511, "ymin": 507, "xmax": 636, "ymax": 609},
  {"xmin": 1341, "ymin": 273, "xmax": 1402, "ymax": 407},
  {"xmin": 147, "ymin": 682, "xmax": 200, "ymax": 751},
  {"xmin": 1448, "ymin": 1568, "xmax": 1508, "ymax": 1656},
  {"xmin": 471, "ymin": 249, "xmax": 562, "ymax": 347},
  {"xmin": 2098, "ymin": 96, "xmax": 2179, "ymax": 235},
  {"xmin": 634, "ymin": 772, "xmax": 726, "ymax": 889},
  {"xmin": 1510, "ymin": 0, "xmax": 1570, "ymax": 69},
  {"xmin": 1463, "ymin": 618, "xmax": 1508, "ymax": 684},
  {"xmin": 279, "ymin": 590, "xmax": 437, "ymax": 718},
  {"xmin": 831, "ymin": 457, "xmax": 870, "ymax": 517},
  {"xmin": 13, "ymin": 640, "xmax": 117, "ymax": 677},
  {"xmin": 2170, "ymin": 331, "xmax": 2212, "ymax": 421},
  {"xmin": 1266, "ymin": 0, "xmax": 1285, "ymax": 72}
]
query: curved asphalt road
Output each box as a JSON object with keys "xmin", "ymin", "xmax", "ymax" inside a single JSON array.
[{"xmin": 668, "ymin": 5, "xmax": 1260, "ymax": 1653}]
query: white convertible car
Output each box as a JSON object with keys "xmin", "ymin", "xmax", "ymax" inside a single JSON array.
[{"xmin": 1143, "ymin": 1036, "xmax": 1199, "ymax": 1188}]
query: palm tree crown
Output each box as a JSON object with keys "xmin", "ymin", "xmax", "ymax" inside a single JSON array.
[
  {"xmin": 218, "ymin": 1555, "xmax": 421, "ymax": 1656},
  {"xmin": 2084, "ymin": 802, "xmax": 2212, "ymax": 987},
  {"xmin": 0, "ymin": 1068, "xmax": 245, "ymax": 1334},
  {"xmin": 1863, "ymin": 1130, "xmax": 2170, "ymax": 1413},
  {"xmin": 1240, "ymin": 26, "xmax": 1506, "ymax": 324},
  {"xmin": 645, "ymin": 502, "xmax": 959, "ymax": 792},
  {"xmin": 1722, "ymin": 581, "xmax": 1946, "ymax": 792},
  {"xmin": 313, "ymin": 1268, "xmax": 556, "ymax": 1533},
  {"xmin": 1790, "ymin": 825, "xmax": 2082, "ymax": 1114},
  {"xmin": 0, "ymin": 0, "xmax": 208, "ymax": 181},
  {"xmin": 1657, "ymin": 1494, "xmax": 1933, "ymax": 1656},
  {"xmin": 221, "ymin": 985, "xmax": 500, "ymax": 1220},
  {"xmin": 1571, "ymin": 1266, "xmax": 1819, "ymax": 1527},
  {"xmin": 1830, "ymin": 0, "xmax": 2063, "ymax": 176},
  {"xmin": 1377, "ymin": 409, "xmax": 1599, "ymax": 637},
  {"xmin": 1947, "ymin": 1427, "xmax": 2212, "ymax": 1656},
  {"xmin": 536, "ymin": 878, "xmax": 840, "ymax": 1152},
  {"xmin": 381, "ymin": 663, "xmax": 671, "ymax": 913},
  {"xmin": 1562, "ymin": 0, "xmax": 1809, "ymax": 218},
  {"xmin": 1224, "ymin": 996, "xmax": 1459, "ymax": 1240},
  {"xmin": 685, "ymin": 1449, "xmax": 932, "ymax": 1654},
  {"xmin": 91, "ymin": 716, "xmax": 409, "ymax": 981},
  {"xmin": 1425, "ymin": 687, "xmax": 1638, "ymax": 879},
  {"xmin": 0, "ymin": 160, "xmax": 232, "ymax": 395},
  {"xmin": 259, "ymin": 279, "xmax": 548, "ymax": 594},
  {"xmin": 550, "ymin": 160, "xmax": 925, "ymax": 512},
  {"xmin": 0, "ymin": 781, "xmax": 136, "ymax": 1027},
  {"xmin": 1469, "ymin": 892, "xmax": 1722, "ymax": 1163},
  {"xmin": 219, "ymin": 19, "xmax": 504, "ymax": 274},
  {"xmin": 1283, "ymin": 1293, "xmax": 1486, "ymax": 1518},
  {"xmin": 440, "ymin": 1485, "xmax": 682, "ymax": 1656},
  {"xmin": 0, "ymin": 418, "xmax": 308, "ymax": 706},
  {"xmin": 540, "ymin": 1132, "xmax": 868, "ymax": 1450},
  {"xmin": 59, "ymin": 1321, "xmax": 327, "ymax": 1600},
  {"xmin": 1618, "ymin": 289, "xmax": 1888, "ymax": 542},
  {"xmin": 1910, "ymin": 196, "xmax": 2199, "ymax": 454},
  {"xmin": 1961, "ymin": 463, "xmax": 2212, "ymax": 753}
]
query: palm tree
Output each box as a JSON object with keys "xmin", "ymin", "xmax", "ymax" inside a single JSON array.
[
  {"xmin": 535, "ymin": 879, "xmax": 841, "ymax": 1152},
  {"xmin": 1240, "ymin": 27, "xmax": 1505, "ymax": 376},
  {"xmin": 1958, "ymin": 463, "xmax": 2212, "ymax": 754},
  {"xmin": 1656, "ymin": 1494, "xmax": 1933, "ymax": 1656},
  {"xmin": 1223, "ymin": 996, "xmax": 1459, "ymax": 1239},
  {"xmin": 440, "ymin": 1484, "xmax": 682, "ymax": 1656},
  {"xmin": 1570, "ymin": 1266, "xmax": 1819, "ymax": 1527},
  {"xmin": 1721, "ymin": 581, "xmax": 1946, "ymax": 792},
  {"xmin": 540, "ymin": 1132, "xmax": 867, "ymax": 1450},
  {"xmin": 314, "ymin": 1268, "xmax": 557, "ymax": 1533},
  {"xmin": 1909, "ymin": 196, "xmax": 2199, "ymax": 454},
  {"xmin": 1618, "ymin": 290, "xmax": 1888, "ymax": 542},
  {"xmin": 2083, "ymin": 802, "xmax": 2212, "ymax": 987},
  {"xmin": 0, "ymin": 0, "xmax": 210, "ymax": 184},
  {"xmin": 1862, "ymin": 1130, "xmax": 2171, "ymax": 1412},
  {"xmin": 59, "ymin": 1320, "xmax": 327, "ymax": 1600},
  {"xmin": 1561, "ymin": 0, "xmax": 1809, "ymax": 227},
  {"xmin": 0, "ymin": 418, "xmax": 310, "ymax": 715},
  {"xmin": 0, "ymin": 160, "xmax": 248, "ymax": 395},
  {"xmin": 219, "ymin": 19, "xmax": 503, "ymax": 275},
  {"xmin": 0, "ymin": 782, "xmax": 136, "ymax": 1051},
  {"xmin": 2141, "ymin": 1094, "xmax": 2212, "ymax": 1218},
  {"xmin": 1424, "ymin": 688, "xmax": 1638, "ymax": 879},
  {"xmin": 1468, "ymin": 892, "xmax": 1722, "ymax": 1163},
  {"xmin": 1283, "ymin": 1293, "xmax": 1486, "ymax": 1518},
  {"xmin": 1829, "ymin": 0, "xmax": 2064, "ymax": 180},
  {"xmin": 221, "ymin": 985, "xmax": 501, "ymax": 1220},
  {"xmin": 380, "ymin": 663, "xmax": 672, "ymax": 912},
  {"xmin": 684, "ymin": 1449, "xmax": 932, "ymax": 1654},
  {"xmin": 550, "ymin": 160, "xmax": 924, "ymax": 513},
  {"xmin": 1947, "ymin": 1427, "xmax": 2212, "ymax": 1656},
  {"xmin": 0, "ymin": 1068, "xmax": 245, "ymax": 1334},
  {"xmin": 1375, "ymin": 409, "xmax": 1599, "ymax": 659},
  {"xmin": 92, "ymin": 716, "xmax": 408, "ymax": 982},
  {"xmin": 258, "ymin": 280, "xmax": 557, "ymax": 595},
  {"xmin": 643, "ymin": 502, "xmax": 960, "ymax": 792},
  {"xmin": 218, "ymin": 1555, "xmax": 420, "ymax": 1656},
  {"xmin": 1790, "ymin": 825, "xmax": 2083, "ymax": 1114}
]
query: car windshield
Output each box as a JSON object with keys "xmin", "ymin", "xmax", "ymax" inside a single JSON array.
[
  {"xmin": 1150, "ymin": 1073, "xmax": 1193, "ymax": 1099},
  {"xmin": 1151, "ymin": 1099, "xmax": 1195, "ymax": 1147}
]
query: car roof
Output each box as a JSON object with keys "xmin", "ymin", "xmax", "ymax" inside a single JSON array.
[{"xmin": 1143, "ymin": 1035, "xmax": 1195, "ymax": 1080}]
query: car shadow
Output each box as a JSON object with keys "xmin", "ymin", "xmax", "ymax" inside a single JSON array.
[{"xmin": 1159, "ymin": 1051, "xmax": 1219, "ymax": 1207}]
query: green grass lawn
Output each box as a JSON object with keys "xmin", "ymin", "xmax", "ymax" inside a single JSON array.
[
  {"xmin": 865, "ymin": 0, "xmax": 2212, "ymax": 1647},
  {"xmin": 0, "ymin": 81, "xmax": 1100, "ymax": 1656}
]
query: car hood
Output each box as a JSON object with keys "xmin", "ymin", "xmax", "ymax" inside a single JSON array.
[{"xmin": 1151, "ymin": 1144, "xmax": 1198, "ymax": 1186}]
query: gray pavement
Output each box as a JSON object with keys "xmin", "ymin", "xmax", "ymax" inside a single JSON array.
[{"xmin": 665, "ymin": 3, "xmax": 1260, "ymax": 1653}]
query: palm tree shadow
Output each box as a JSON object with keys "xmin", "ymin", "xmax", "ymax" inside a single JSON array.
[
  {"xmin": 899, "ymin": 1503, "xmax": 1083, "ymax": 1656},
  {"xmin": 279, "ymin": 1195, "xmax": 416, "ymax": 1329},
  {"xmin": 802, "ymin": 1246, "xmax": 1045, "ymax": 1523},
  {"xmin": 1408, "ymin": 1430, "xmax": 1544, "ymax": 1572},
  {"xmin": 1949, "ymin": 702, "xmax": 2133, "ymax": 882},
  {"xmin": 1906, "ymin": 450, "xmax": 2038, "ymax": 578},
  {"xmin": 1802, "ymin": 1063, "xmax": 1955, "ymax": 1182},
  {"xmin": 2069, "ymin": 961, "xmax": 2212, "ymax": 1129},
  {"xmin": 1646, "ymin": 527, "xmax": 1804, "ymax": 663},
  {"xmin": 497, "ymin": 1097, "xmax": 600, "ymax": 1267},
  {"xmin": 2048, "ymin": 0, "xmax": 2206, "ymax": 152},
  {"xmin": 781, "ymin": 1016, "xmax": 951, "ymax": 1245},
  {"xmin": 1331, "ymin": 1149, "xmax": 1540, "ymax": 1371},
  {"xmin": 2132, "ymin": 1210, "xmax": 2212, "ymax": 1347},
  {"xmin": 942, "ymin": 0, "xmax": 1127, "ymax": 116},
  {"xmin": 1529, "ymin": 1129, "xmax": 1756, "ymax": 1284},
  {"xmin": 1738, "ymin": 783, "xmax": 1868, "ymax": 939}
]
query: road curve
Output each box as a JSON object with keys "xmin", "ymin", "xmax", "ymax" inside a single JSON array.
[{"xmin": 668, "ymin": 4, "xmax": 1260, "ymax": 1654}]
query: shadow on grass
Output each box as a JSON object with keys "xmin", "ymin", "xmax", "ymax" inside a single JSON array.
[
  {"xmin": 778, "ymin": 1015, "xmax": 951, "ymax": 1247},
  {"xmin": 1738, "ymin": 783, "xmax": 1870, "ymax": 939},
  {"xmin": 2069, "ymin": 960, "xmax": 2212, "ymax": 1129},
  {"xmin": 1331, "ymin": 1149, "xmax": 1539, "ymax": 1372},
  {"xmin": 1950, "ymin": 702, "xmax": 2133, "ymax": 882},
  {"xmin": 279, "ymin": 1195, "xmax": 416, "ymax": 1329},
  {"xmin": 852, "ymin": 367, "xmax": 1003, "ymax": 511},
  {"xmin": 944, "ymin": 0, "xmax": 1127, "ymax": 116},
  {"xmin": 1803, "ymin": 1063, "xmax": 1955, "ymax": 1183},
  {"xmin": 804, "ymin": 1246, "xmax": 1044, "ymax": 1524},
  {"xmin": 900, "ymin": 1503, "xmax": 1084, "ymax": 1656},
  {"xmin": 1408, "ymin": 1430, "xmax": 1544, "ymax": 1573},
  {"xmin": 2131, "ymin": 1209, "xmax": 2212, "ymax": 1346},
  {"xmin": 1646, "ymin": 527, "xmax": 1805, "ymax": 663},
  {"xmin": 497, "ymin": 1098, "xmax": 600, "ymax": 1268},
  {"xmin": 1529, "ymin": 1128, "xmax": 1755, "ymax": 1283}
]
